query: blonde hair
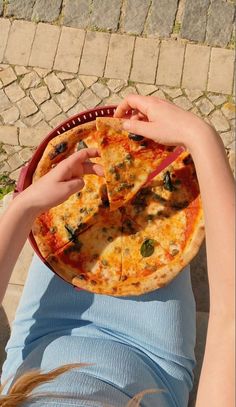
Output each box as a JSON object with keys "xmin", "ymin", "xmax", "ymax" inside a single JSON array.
[{"xmin": 0, "ymin": 363, "xmax": 162, "ymax": 407}]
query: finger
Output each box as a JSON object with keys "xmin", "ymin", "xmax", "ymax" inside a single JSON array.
[
  {"xmin": 114, "ymin": 95, "xmax": 150, "ymax": 118},
  {"xmin": 122, "ymin": 119, "xmax": 158, "ymax": 141},
  {"xmin": 54, "ymin": 148, "xmax": 100, "ymax": 179},
  {"xmin": 82, "ymin": 162, "xmax": 104, "ymax": 176}
]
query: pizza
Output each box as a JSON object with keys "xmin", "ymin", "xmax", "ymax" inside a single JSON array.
[
  {"xmin": 96, "ymin": 117, "xmax": 175, "ymax": 211},
  {"xmin": 32, "ymin": 118, "xmax": 204, "ymax": 296}
]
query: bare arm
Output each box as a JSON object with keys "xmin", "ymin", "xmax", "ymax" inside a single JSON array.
[
  {"xmin": 0, "ymin": 149, "xmax": 103, "ymax": 304},
  {"xmin": 115, "ymin": 95, "xmax": 235, "ymax": 407}
]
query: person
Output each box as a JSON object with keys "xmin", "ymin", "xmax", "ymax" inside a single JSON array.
[{"xmin": 0, "ymin": 95, "xmax": 234, "ymax": 407}]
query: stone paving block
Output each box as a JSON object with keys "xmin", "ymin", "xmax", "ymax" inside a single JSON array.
[
  {"xmin": 0, "ymin": 106, "xmax": 19, "ymax": 124},
  {"xmin": 40, "ymin": 99, "xmax": 61, "ymax": 121},
  {"xmin": 0, "ymin": 66, "xmax": 16, "ymax": 86},
  {"xmin": 221, "ymin": 102, "xmax": 236, "ymax": 120},
  {"xmin": 0, "ymin": 19, "xmax": 11, "ymax": 62},
  {"xmin": 162, "ymin": 87, "xmax": 182, "ymax": 98},
  {"xmin": 56, "ymin": 72, "xmax": 74, "ymax": 80},
  {"xmin": 145, "ymin": 0, "xmax": 178, "ymax": 36},
  {"xmin": 105, "ymin": 34, "xmax": 135, "ymax": 80},
  {"xmin": 0, "ymin": 126, "xmax": 18, "ymax": 145},
  {"xmin": 56, "ymin": 90, "xmax": 77, "ymax": 112},
  {"xmin": 123, "ymin": 0, "xmax": 150, "ymax": 35},
  {"xmin": 23, "ymin": 111, "xmax": 44, "ymax": 127},
  {"xmin": 136, "ymin": 84, "xmax": 157, "ymax": 96},
  {"xmin": 181, "ymin": 0, "xmax": 210, "ymax": 42},
  {"xmin": 20, "ymin": 71, "xmax": 41, "ymax": 90},
  {"xmin": 19, "ymin": 147, "xmax": 35, "ymax": 162},
  {"xmin": 156, "ymin": 40, "xmax": 185, "ymax": 87},
  {"xmin": 5, "ymin": 0, "xmax": 35, "ymax": 19},
  {"xmin": 79, "ymin": 89, "xmax": 101, "ymax": 109},
  {"xmin": 33, "ymin": 67, "xmax": 51, "ymax": 78},
  {"xmin": 50, "ymin": 112, "xmax": 67, "ymax": 128},
  {"xmin": 173, "ymin": 96, "xmax": 193, "ymax": 110},
  {"xmin": 2, "ymin": 145, "xmax": 21, "ymax": 155},
  {"xmin": 14, "ymin": 66, "xmax": 30, "ymax": 76},
  {"xmin": 4, "ymin": 20, "xmax": 36, "ymax": 66},
  {"xmin": 91, "ymin": 82, "xmax": 109, "ymax": 99},
  {"xmin": 79, "ymin": 31, "xmax": 110, "ymax": 77},
  {"xmin": 17, "ymin": 96, "xmax": 38, "ymax": 118},
  {"xmin": 130, "ymin": 37, "xmax": 159, "ymax": 84},
  {"xmin": 206, "ymin": 0, "xmax": 235, "ymax": 47},
  {"xmin": 67, "ymin": 102, "xmax": 86, "ymax": 117},
  {"xmin": 0, "ymin": 161, "xmax": 10, "ymax": 172},
  {"xmin": 54, "ymin": 27, "xmax": 85, "ymax": 73},
  {"xmin": 210, "ymin": 109, "xmax": 231, "ymax": 132},
  {"xmin": 30, "ymin": 86, "xmax": 50, "ymax": 105},
  {"xmin": 104, "ymin": 94, "xmax": 122, "ymax": 105},
  {"xmin": 32, "ymin": 0, "xmax": 62, "ymax": 23},
  {"xmin": 67, "ymin": 79, "xmax": 84, "ymax": 98},
  {"xmin": 120, "ymin": 86, "xmax": 138, "ymax": 98},
  {"xmin": 35, "ymin": 120, "xmax": 52, "ymax": 132},
  {"xmin": 63, "ymin": 0, "xmax": 90, "ymax": 29},
  {"xmin": 8, "ymin": 152, "xmax": 24, "ymax": 171},
  {"xmin": 196, "ymin": 97, "xmax": 214, "ymax": 115},
  {"xmin": 208, "ymin": 48, "xmax": 235, "ymax": 95},
  {"xmin": 29, "ymin": 23, "xmax": 60, "ymax": 69},
  {"xmin": 44, "ymin": 73, "xmax": 64, "ymax": 93},
  {"xmin": 19, "ymin": 127, "xmax": 49, "ymax": 147},
  {"xmin": 91, "ymin": 0, "xmax": 121, "ymax": 31},
  {"xmin": 79, "ymin": 75, "xmax": 98, "ymax": 88},
  {"xmin": 182, "ymin": 44, "xmax": 211, "ymax": 90},
  {"xmin": 4, "ymin": 82, "xmax": 25, "ymax": 103},
  {"xmin": 107, "ymin": 79, "xmax": 127, "ymax": 93},
  {"xmin": 208, "ymin": 94, "xmax": 227, "ymax": 106},
  {"xmin": 0, "ymin": 89, "xmax": 11, "ymax": 111},
  {"xmin": 220, "ymin": 130, "xmax": 235, "ymax": 147},
  {"xmin": 185, "ymin": 89, "xmax": 203, "ymax": 102}
]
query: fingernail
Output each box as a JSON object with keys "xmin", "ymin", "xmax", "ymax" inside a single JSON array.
[{"xmin": 123, "ymin": 120, "xmax": 130, "ymax": 130}]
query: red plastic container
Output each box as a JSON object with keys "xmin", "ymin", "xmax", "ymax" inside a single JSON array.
[{"xmin": 14, "ymin": 105, "xmax": 117, "ymax": 279}]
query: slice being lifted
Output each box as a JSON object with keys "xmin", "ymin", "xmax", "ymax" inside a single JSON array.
[{"xmin": 96, "ymin": 117, "xmax": 175, "ymax": 211}]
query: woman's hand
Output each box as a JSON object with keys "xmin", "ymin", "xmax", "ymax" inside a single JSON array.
[
  {"xmin": 16, "ymin": 148, "xmax": 104, "ymax": 215},
  {"xmin": 114, "ymin": 94, "xmax": 216, "ymax": 150}
]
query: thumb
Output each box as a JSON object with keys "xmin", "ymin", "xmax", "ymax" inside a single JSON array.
[
  {"xmin": 123, "ymin": 120, "xmax": 158, "ymax": 142},
  {"xmin": 64, "ymin": 178, "xmax": 85, "ymax": 195}
]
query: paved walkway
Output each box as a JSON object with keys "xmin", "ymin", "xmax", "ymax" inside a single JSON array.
[{"xmin": 0, "ymin": 5, "xmax": 235, "ymax": 403}]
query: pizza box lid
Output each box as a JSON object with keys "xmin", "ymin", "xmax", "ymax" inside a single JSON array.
[{"xmin": 14, "ymin": 105, "xmax": 184, "ymax": 289}]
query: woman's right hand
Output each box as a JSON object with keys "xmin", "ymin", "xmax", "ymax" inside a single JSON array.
[{"xmin": 114, "ymin": 94, "xmax": 217, "ymax": 150}]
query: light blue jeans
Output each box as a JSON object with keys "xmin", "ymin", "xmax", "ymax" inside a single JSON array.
[{"xmin": 1, "ymin": 256, "xmax": 196, "ymax": 407}]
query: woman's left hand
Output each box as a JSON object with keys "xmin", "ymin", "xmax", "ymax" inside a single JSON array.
[{"xmin": 16, "ymin": 148, "xmax": 104, "ymax": 215}]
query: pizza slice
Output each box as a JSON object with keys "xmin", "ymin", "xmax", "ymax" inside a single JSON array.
[
  {"xmin": 96, "ymin": 117, "xmax": 175, "ymax": 211},
  {"xmin": 123, "ymin": 151, "xmax": 201, "ymax": 227},
  {"xmin": 32, "ymin": 174, "xmax": 105, "ymax": 257},
  {"xmin": 34, "ymin": 121, "xmax": 98, "ymax": 180},
  {"xmin": 46, "ymin": 210, "xmax": 123, "ymax": 295}
]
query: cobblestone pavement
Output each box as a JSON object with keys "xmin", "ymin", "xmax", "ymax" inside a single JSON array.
[
  {"xmin": 0, "ymin": 63, "xmax": 235, "ymax": 183},
  {"xmin": 0, "ymin": 0, "xmax": 235, "ymax": 48}
]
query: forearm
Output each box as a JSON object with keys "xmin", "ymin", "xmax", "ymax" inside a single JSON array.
[
  {"xmin": 188, "ymin": 129, "xmax": 235, "ymax": 407},
  {"xmin": 188, "ymin": 130, "xmax": 235, "ymax": 314},
  {"xmin": 0, "ymin": 196, "xmax": 37, "ymax": 303}
]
